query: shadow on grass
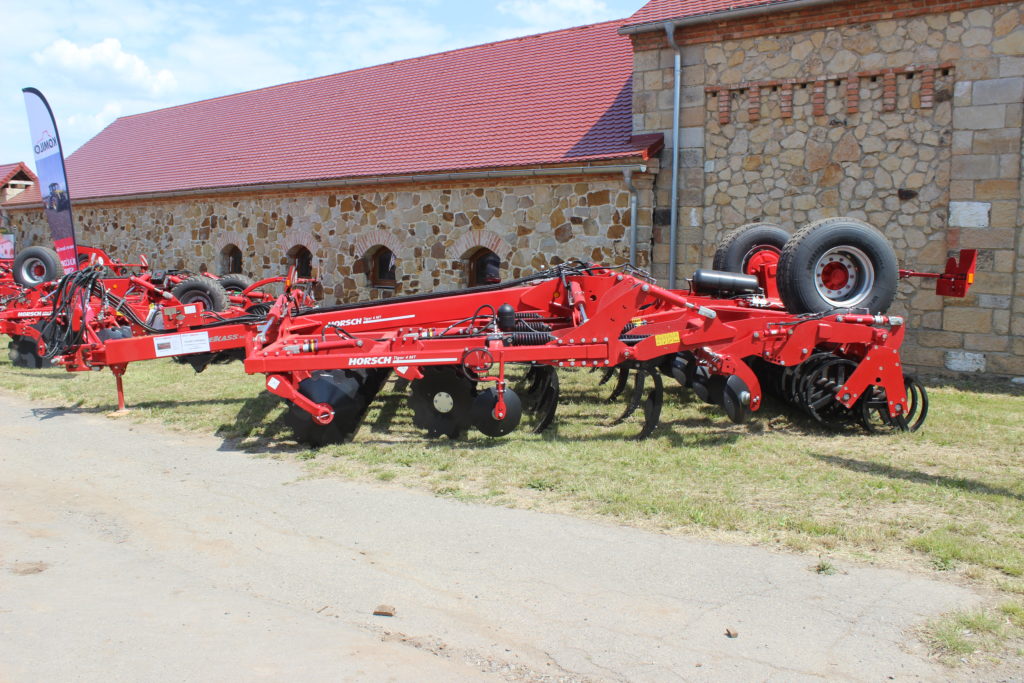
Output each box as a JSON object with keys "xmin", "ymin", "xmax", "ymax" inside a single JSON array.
[
  {"xmin": 214, "ymin": 394, "xmax": 296, "ymax": 454},
  {"xmin": 30, "ymin": 397, "xmax": 253, "ymax": 419},
  {"xmin": 921, "ymin": 373, "xmax": 1024, "ymax": 398},
  {"xmin": 1, "ymin": 369, "xmax": 77, "ymax": 380},
  {"xmin": 812, "ymin": 453, "xmax": 1024, "ymax": 502}
]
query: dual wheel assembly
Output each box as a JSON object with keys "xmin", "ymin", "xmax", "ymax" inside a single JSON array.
[{"xmin": 713, "ymin": 217, "xmax": 899, "ymax": 314}]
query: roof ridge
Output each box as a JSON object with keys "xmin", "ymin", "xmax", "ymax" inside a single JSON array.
[{"xmin": 116, "ymin": 17, "xmax": 628, "ymax": 123}]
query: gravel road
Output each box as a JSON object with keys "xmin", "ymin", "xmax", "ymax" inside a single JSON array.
[{"xmin": 0, "ymin": 391, "xmax": 982, "ymax": 681}]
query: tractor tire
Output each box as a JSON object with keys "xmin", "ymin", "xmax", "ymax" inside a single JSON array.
[
  {"xmin": 218, "ymin": 273, "xmax": 254, "ymax": 295},
  {"xmin": 171, "ymin": 275, "xmax": 229, "ymax": 312},
  {"xmin": 777, "ymin": 217, "xmax": 898, "ymax": 314},
  {"xmin": 13, "ymin": 246, "xmax": 62, "ymax": 287},
  {"xmin": 712, "ymin": 222, "xmax": 789, "ymax": 274}
]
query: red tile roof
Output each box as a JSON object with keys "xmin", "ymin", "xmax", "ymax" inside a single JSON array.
[
  {"xmin": 623, "ymin": 0, "xmax": 798, "ymax": 30},
  {"xmin": 4, "ymin": 19, "xmax": 661, "ymax": 207},
  {"xmin": 0, "ymin": 162, "xmax": 37, "ymax": 187}
]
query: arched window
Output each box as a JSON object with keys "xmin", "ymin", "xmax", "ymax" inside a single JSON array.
[
  {"xmin": 368, "ymin": 246, "xmax": 396, "ymax": 288},
  {"xmin": 220, "ymin": 244, "xmax": 242, "ymax": 274},
  {"xmin": 467, "ymin": 248, "xmax": 501, "ymax": 287},
  {"xmin": 288, "ymin": 245, "xmax": 313, "ymax": 278}
]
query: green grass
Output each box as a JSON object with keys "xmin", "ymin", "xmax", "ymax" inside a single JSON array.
[
  {"xmin": 924, "ymin": 602, "xmax": 1024, "ymax": 665},
  {"xmin": 2, "ymin": 354, "xmax": 1023, "ymax": 663}
]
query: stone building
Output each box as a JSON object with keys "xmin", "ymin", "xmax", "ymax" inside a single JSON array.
[
  {"xmin": 621, "ymin": 0, "xmax": 1024, "ymax": 375},
  {"xmin": 0, "ymin": 21, "xmax": 662, "ymax": 301},
  {"xmin": 2, "ymin": 0, "xmax": 1023, "ymax": 375}
]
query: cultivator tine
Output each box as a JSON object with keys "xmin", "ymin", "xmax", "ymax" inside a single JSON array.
[
  {"xmin": 635, "ymin": 370, "xmax": 664, "ymax": 441},
  {"xmin": 606, "ymin": 365, "xmax": 632, "ymax": 402},
  {"xmin": 597, "ymin": 366, "xmax": 616, "ymax": 386},
  {"xmin": 517, "ymin": 364, "xmax": 559, "ymax": 434},
  {"xmin": 606, "ymin": 362, "xmax": 663, "ymax": 439},
  {"xmin": 614, "ymin": 364, "xmax": 646, "ymax": 424}
]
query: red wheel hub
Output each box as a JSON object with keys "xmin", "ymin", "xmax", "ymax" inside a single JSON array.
[
  {"xmin": 820, "ymin": 261, "xmax": 850, "ymax": 290},
  {"xmin": 743, "ymin": 247, "xmax": 780, "ymax": 276},
  {"xmin": 31, "ymin": 264, "xmax": 45, "ymax": 277}
]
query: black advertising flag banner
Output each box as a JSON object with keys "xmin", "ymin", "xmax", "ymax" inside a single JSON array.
[{"xmin": 22, "ymin": 87, "xmax": 79, "ymax": 273}]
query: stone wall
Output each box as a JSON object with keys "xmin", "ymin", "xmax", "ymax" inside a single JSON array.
[
  {"xmin": 3, "ymin": 172, "xmax": 654, "ymax": 303},
  {"xmin": 631, "ymin": 1, "xmax": 1024, "ymax": 375}
]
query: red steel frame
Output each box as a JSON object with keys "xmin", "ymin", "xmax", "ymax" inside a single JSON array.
[{"xmin": 32, "ymin": 248, "xmax": 977, "ymax": 434}]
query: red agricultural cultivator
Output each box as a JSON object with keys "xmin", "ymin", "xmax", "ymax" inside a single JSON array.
[
  {"xmin": 0, "ymin": 245, "xmax": 275, "ymax": 368},
  {"xmin": 22, "ymin": 217, "xmax": 978, "ymax": 444}
]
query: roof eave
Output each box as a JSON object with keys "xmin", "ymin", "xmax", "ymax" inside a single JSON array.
[
  {"xmin": 1, "ymin": 157, "xmax": 657, "ymax": 210},
  {"xmin": 617, "ymin": 0, "xmax": 845, "ymax": 35}
]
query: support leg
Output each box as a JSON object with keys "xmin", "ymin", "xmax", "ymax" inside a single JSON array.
[{"xmin": 111, "ymin": 365, "xmax": 128, "ymax": 413}]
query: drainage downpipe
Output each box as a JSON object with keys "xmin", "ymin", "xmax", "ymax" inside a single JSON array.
[
  {"xmin": 665, "ymin": 21, "xmax": 682, "ymax": 289},
  {"xmin": 624, "ymin": 169, "xmax": 639, "ymax": 266}
]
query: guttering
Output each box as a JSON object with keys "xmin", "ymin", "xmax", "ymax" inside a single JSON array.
[
  {"xmin": 666, "ymin": 21, "xmax": 682, "ymax": 289},
  {"xmin": 623, "ymin": 169, "xmax": 639, "ymax": 266},
  {"xmin": 617, "ymin": 0, "xmax": 845, "ymax": 35},
  {"xmin": 2, "ymin": 163, "xmax": 650, "ymax": 209}
]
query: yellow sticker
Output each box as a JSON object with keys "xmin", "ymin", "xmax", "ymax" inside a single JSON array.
[
  {"xmin": 655, "ymin": 331, "xmax": 680, "ymax": 346},
  {"xmin": 631, "ymin": 317, "xmax": 644, "ymax": 325}
]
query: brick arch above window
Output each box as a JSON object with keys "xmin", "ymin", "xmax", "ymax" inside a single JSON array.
[
  {"xmin": 452, "ymin": 230, "xmax": 511, "ymax": 261},
  {"xmin": 352, "ymin": 229, "xmax": 402, "ymax": 258},
  {"xmin": 213, "ymin": 230, "xmax": 248, "ymax": 253},
  {"xmin": 282, "ymin": 228, "xmax": 318, "ymax": 255}
]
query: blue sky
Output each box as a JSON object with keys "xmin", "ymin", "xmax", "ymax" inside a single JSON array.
[{"xmin": 1, "ymin": 0, "xmax": 644, "ymax": 168}]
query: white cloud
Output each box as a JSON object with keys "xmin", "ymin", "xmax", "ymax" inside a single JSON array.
[
  {"xmin": 34, "ymin": 38, "xmax": 177, "ymax": 96},
  {"xmin": 66, "ymin": 102, "xmax": 125, "ymax": 131},
  {"xmin": 496, "ymin": 0, "xmax": 614, "ymax": 30}
]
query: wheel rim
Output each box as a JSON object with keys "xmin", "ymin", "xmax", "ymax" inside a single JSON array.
[
  {"xmin": 20, "ymin": 257, "xmax": 47, "ymax": 284},
  {"xmin": 742, "ymin": 246, "xmax": 781, "ymax": 276},
  {"xmin": 432, "ymin": 392, "xmax": 454, "ymax": 413},
  {"xmin": 185, "ymin": 292, "xmax": 212, "ymax": 309},
  {"xmin": 813, "ymin": 246, "xmax": 874, "ymax": 307}
]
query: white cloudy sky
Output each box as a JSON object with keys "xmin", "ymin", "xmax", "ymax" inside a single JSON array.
[{"xmin": 1, "ymin": 0, "xmax": 644, "ymax": 167}]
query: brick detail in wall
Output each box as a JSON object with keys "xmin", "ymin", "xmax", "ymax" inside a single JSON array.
[
  {"xmin": 451, "ymin": 230, "xmax": 512, "ymax": 261},
  {"xmin": 920, "ymin": 68, "xmax": 935, "ymax": 109},
  {"xmin": 352, "ymin": 229, "xmax": 403, "ymax": 259},
  {"xmin": 748, "ymin": 85, "xmax": 761, "ymax": 123},
  {"xmin": 882, "ymin": 72, "xmax": 897, "ymax": 112},
  {"xmin": 812, "ymin": 79, "xmax": 826, "ymax": 117},
  {"xmin": 629, "ymin": 0, "xmax": 1011, "ymax": 49},
  {"xmin": 717, "ymin": 90, "xmax": 731, "ymax": 125},
  {"xmin": 846, "ymin": 77, "xmax": 860, "ymax": 116},
  {"xmin": 705, "ymin": 63, "xmax": 954, "ymax": 124}
]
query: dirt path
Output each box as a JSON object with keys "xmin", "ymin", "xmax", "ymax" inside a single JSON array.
[{"xmin": 0, "ymin": 392, "xmax": 982, "ymax": 681}]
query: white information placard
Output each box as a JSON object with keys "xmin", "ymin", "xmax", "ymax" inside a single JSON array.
[{"xmin": 153, "ymin": 331, "xmax": 211, "ymax": 357}]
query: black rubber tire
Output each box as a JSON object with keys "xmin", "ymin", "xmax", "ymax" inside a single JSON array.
[
  {"xmin": 712, "ymin": 222, "xmax": 789, "ymax": 273},
  {"xmin": 218, "ymin": 273, "xmax": 254, "ymax": 295},
  {"xmin": 171, "ymin": 276, "xmax": 229, "ymax": 312},
  {"xmin": 776, "ymin": 217, "xmax": 898, "ymax": 314},
  {"xmin": 13, "ymin": 246, "xmax": 63, "ymax": 287}
]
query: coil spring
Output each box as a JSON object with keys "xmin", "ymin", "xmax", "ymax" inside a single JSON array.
[
  {"xmin": 513, "ymin": 319, "xmax": 551, "ymax": 332},
  {"xmin": 505, "ymin": 331, "xmax": 555, "ymax": 346}
]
